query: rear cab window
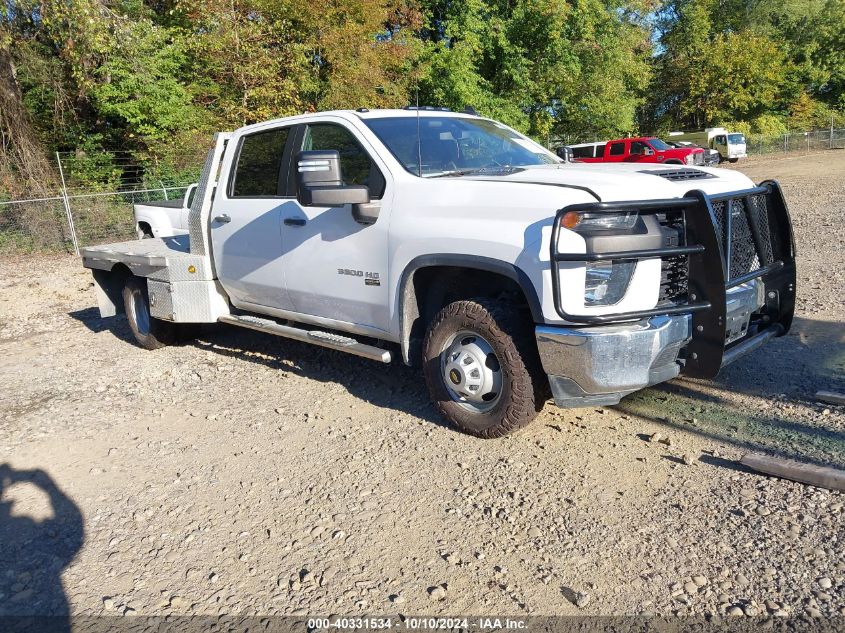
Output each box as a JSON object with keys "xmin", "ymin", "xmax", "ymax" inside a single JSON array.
[
  {"xmin": 608, "ymin": 142, "xmax": 625, "ymax": 156},
  {"xmin": 230, "ymin": 127, "xmax": 291, "ymax": 198}
]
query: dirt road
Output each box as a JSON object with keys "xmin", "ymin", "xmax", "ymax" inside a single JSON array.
[{"xmin": 1, "ymin": 152, "xmax": 843, "ymax": 619}]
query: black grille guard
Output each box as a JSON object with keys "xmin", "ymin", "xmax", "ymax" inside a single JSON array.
[{"xmin": 549, "ymin": 180, "xmax": 797, "ymax": 378}]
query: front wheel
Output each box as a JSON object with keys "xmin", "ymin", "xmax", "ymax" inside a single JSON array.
[{"xmin": 422, "ymin": 298, "xmax": 547, "ymax": 438}]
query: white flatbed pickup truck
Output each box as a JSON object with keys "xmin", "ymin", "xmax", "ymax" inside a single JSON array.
[{"xmin": 82, "ymin": 108, "xmax": 796, "ymax": 437}]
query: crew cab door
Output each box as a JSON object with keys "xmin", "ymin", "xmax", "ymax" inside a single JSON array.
[
  {"xmin": 280, "ymin": 120, "xmax": 391, "ymax": 332},
  {"xmin": 210, "ymin": 124, "xmax": 296, "ymax": 310},
  {"xmin": 605, "ymin": 140, "xmax": 627, "ymax": 162},
  {"xmin": 626, "ymin": 140, "xmax": 659, "ymax": 163}
]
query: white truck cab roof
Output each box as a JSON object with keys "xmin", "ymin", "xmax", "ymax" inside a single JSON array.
[{"xmin": 234, "ymin": 108, "xmax": 482, "ymax": 136}]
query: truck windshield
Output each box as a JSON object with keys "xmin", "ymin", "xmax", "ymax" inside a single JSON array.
[
  {"xmin": 728, "ymin": 134, "xmax": 746, "ymax": 144},
  {"xmin": 363, "ymin": 116, "xmax": 560, "ymax": 177},
  {"xmin": 648, "ymin": 138, "xmax": 672, "ymax": 150}
]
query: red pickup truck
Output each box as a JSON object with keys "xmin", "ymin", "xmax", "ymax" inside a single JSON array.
[{"xmin": 564, "ymin": 137, "xmax": 705, "ymax": 166}]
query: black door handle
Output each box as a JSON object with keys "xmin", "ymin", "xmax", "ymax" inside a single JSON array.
[{"xmin": 284, "ymin": 217, "xmax": 306, "ymax": 226}]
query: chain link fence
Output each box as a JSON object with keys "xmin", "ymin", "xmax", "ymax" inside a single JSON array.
[
  {"xmin": 0, "ymin": 186, "xmax": 194, "ymax": 255},
  {"xmin": 746, "ymin": 128, "xmax": 845, "ymax": 155},
  {"xmin": 66, "ymin": 186, "xmax": 192, "ymax": 248},
  {"xmin": 0, "ymin": 197, "xmax": 73, "ymax": 254},
  {"xmin": 0, "ymin": 151, "xmax": 201, "ymax": 255}
]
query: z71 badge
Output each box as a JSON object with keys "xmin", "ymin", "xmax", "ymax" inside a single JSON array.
[{"xmin": 338, "ymin": 269, "xmax": 381, "ymax": 286}]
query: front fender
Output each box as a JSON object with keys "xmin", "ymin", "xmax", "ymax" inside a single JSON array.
[{"xmin": 396, "ymin": 254, "xmax": 543, "ymax": 365}]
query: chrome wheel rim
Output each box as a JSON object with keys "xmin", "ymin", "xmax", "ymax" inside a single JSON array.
[
  {"xmin": 130, "ymin": 288, "xmax": 150, "ymax": 335},
  {"xmin": 439, "ymin": 330, "xmax": 503, "ymax": 413}
]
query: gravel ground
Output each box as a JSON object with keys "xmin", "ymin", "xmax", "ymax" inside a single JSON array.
[{"xmin": 1, "ymin": 152, "xmax": 843, "ymax": 620}]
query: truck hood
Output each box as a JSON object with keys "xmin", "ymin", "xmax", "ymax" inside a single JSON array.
[{"xmin": 467, "ymin": 162, "xmax": 755, "ymax": 202}]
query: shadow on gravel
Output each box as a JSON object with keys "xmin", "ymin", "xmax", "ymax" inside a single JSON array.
[
  {"xmin": 0, "ymin": 465, "xmax": 83, "ymax": 626},
  {"xmin": 697, "ymin": 454, "xmax": 757, "ymax": 474},
  {"xmin": 189, "ymin": 325, "xmax": 456, "ymax": 432},
  {"xmin": 616, "ymin": 316, "xmax": 845, "ymax": 469},
  {"xmin": 712, "ymin": 316, "xmax": 844, "ymax": 397},
  {"xmin": 67, "ymin": 307, "xmax": 134, "ymax": 342},
  {"xmin": 65, "ymin": 307, "xmax": 457, "ymax": 431}
]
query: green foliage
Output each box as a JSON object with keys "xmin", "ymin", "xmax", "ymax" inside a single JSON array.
[
  {"xmin": 178, "ymin": 0, "xmax": 310, "ymax": 126},
  {"xmin": 652, "ymin": 0, "xmax": 845, "ymax": 131},
  {"xmin": 749, "ymin": 115, "xmax": 788, "ymax": 137},
  {"xmin": 416, "ymin": 0, "xmax": 653, "ymax": 139},
  {"xmin": 297, "ymin": 0, "xmax": 424, "ymax": 111},
  {"xmin": 61, "ymin": 147, "xmax": 125, "ymax": 192},
  {"xmin": 91, "ymin": 22, "xmax": 200, "ymax": 140},
  {"xmin": 552, "ymin": 0, "xmax": 653, "ymax": 139}
]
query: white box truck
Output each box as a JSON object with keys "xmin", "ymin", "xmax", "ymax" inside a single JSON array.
[{"xmin": 668, "ymin": 128, "xmax": 747, "ymax": 163}]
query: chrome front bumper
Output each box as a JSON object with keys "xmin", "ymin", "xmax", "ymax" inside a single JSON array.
[
  {"xmin": 536, "ymin": 280, "xmax": 767, "ymax": 408},
  {"xmin": 536, "ymin": 315, "xmax": 692, "ymax": 407}
]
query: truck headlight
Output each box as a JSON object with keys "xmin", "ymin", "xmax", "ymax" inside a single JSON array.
[
  {"xmin": 685, "ymin": 154, "xmax": 695, "ymax": 165},
  {"xmin": 562, "ymin": 211, "xmax": 638, "ymax": 232},
  {"xmin": 584, "ymin": 260, "xmax": 636, "ymax": 305}
]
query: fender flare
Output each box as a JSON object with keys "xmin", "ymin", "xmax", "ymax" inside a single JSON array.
[{"xmin": 397, "ymin": 254, "xmax": 543, "ymax": 365}]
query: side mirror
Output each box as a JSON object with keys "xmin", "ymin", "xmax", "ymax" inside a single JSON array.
[
  {"xmin": 296, "ymin": 150, "xmax": 370, "ymax": 208},
  {"xmin": 556, "ymin": 146, "xmax": 573, "ymax": 162},
  {"xmin": 643, "ymin": 147, "xmax": 655, "ymax": 156}
]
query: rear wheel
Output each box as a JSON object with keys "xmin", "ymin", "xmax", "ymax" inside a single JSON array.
[
  {"xmin": 422, "ymin": 298, "xmax": 547, "ymax": 438},
  {"xmin": 122, "ymin": 277, "xmax": 179, "ymax": 349}
]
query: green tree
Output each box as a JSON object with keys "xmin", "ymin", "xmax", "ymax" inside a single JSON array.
[
  {"xmin": 651, "ymin": 0, "xmax": 845, "ymax": 131},
  {"xmin": 416, "ymin": 0, "xmax": 653, "ymax": 140},
  {"xmin": 91, "ymin": 21, "xmax": 201, "ymax": 141},
  {"xmin": 289, "ymin": 0, "xmax": 424, "ymax": 110},
  {"xmin": 176, "ymin": 0, "xmax": 310, "ymax": 127}
]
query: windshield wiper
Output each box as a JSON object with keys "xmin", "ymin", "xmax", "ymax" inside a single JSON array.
[{"xmin": 425, "ymin": 166, "xmax": 521, "ymax": 178}]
